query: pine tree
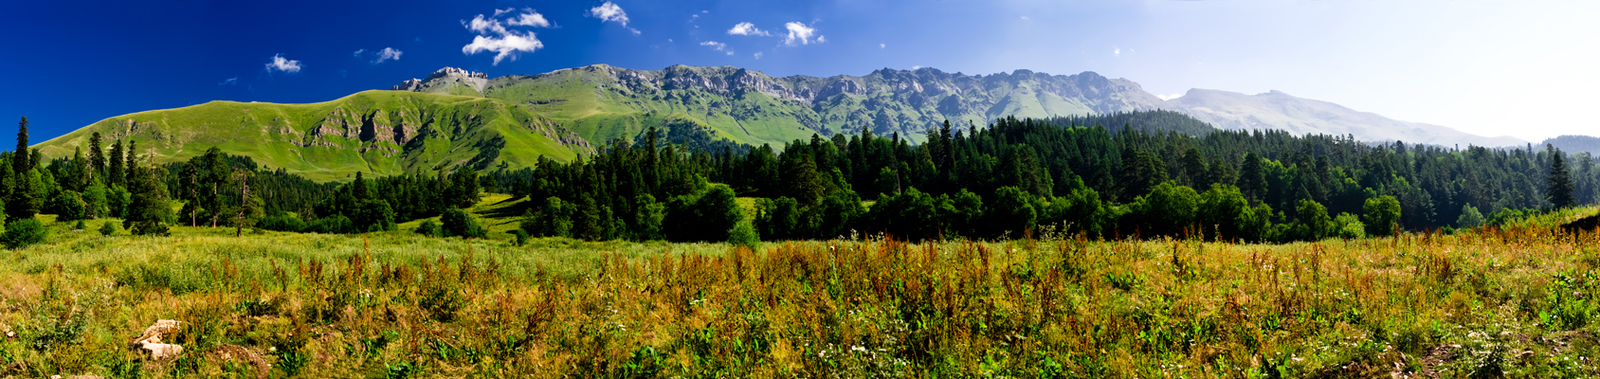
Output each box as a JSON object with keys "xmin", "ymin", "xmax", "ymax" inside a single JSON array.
[
  {"xmin": 108, "ymin": 140, "xmax": 124, "ymax": 186},
  {"xmin": 6, "ymin": 118, "xmax": 37, "ymax": 220},
  {"xmin": 88, "ymin": 132, "xmax": 106, "ymax": 178},
  {"xmin": 1547, "ymin": 144, "xmax": 1576, "ymax": 209},
  {"xmin": 353, "ymin": 171, "xmax": 370, "ymax": 199},
  {"xmin": 12, "ymin": 117, "xmax": 28, "ymax": 177},
  {"xmin": 1238, "ymin": 152, "xmax": 1267, "ymax": 202},
  {"xmin": 123, "ymin": 150, "xmax": 172, "ymax": 235},
  {"xmin": 126, "ymin": 140, "xmax": 138, "ymax": 183}
]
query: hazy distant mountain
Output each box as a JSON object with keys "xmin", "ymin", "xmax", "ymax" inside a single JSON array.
[
  {"xmin": 1542, "ymin": 135, "xmax": 1600, "ymax": 155},
  {"xmin": 1161, "ymin": 89, "xmax": 1527, "ymax": 148},
  {"xmin": 393, "ymin": 65, "xmax": 1525, "ymax": 149}
]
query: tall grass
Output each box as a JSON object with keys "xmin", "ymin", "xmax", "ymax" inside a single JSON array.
[{"xmin": 1, "ymin": 215, "xmax": 1597, "ymax": 377}]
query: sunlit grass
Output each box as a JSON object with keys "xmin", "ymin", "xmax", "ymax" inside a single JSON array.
[{"xmin": 1, "ymin": 208, "xmax": 1597, "ymax": 377}]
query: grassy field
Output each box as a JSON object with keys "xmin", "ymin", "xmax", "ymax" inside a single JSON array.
[{"xmin": 2, "ymin": 206, "xmax": 1599, "ymax": 378}]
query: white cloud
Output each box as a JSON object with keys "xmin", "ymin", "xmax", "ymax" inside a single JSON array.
[
  {"xmin": 1020, "ymin": 16, "xmax": 1029, "ymax": 20},
  {"xmin": 817, "ymin": 35, "xmax": 826, "ymax": 43},
  {"xmin": 784, "ymin": 22, "xmax": 819, "ymax": 46},
  {"xmin": 352, "ymin": 48, "xmax": 365, "ymax": 57},
  {"xmin": 507, "ymin": 11, "xmax": 550, "ymax": 28},
  {"xmin": 879, "ymin": 43, "xmax": 885, "ymax": 49},
  {"xmin": 912, "ymin": 65, "xmax": 922, "ymax": 70},
  {"xmin": 465, "ymin": 14, "xmax": 510, "ymax": 35},
  {"xmin": 265, "ymin": 54, "xmax": 302, "ymax": 73},
  {"xmin": 372, "ymin": 47, "xmax": 403, "ymax": 64},
  {"xmin": 218, "ymin": 77, "xmax": 237, "ymax": 86},
  {"xmin": 588, "ymin": 2, "xmax": 639, "ymax": 35},
  {"xmin": 463, "ymin": 33, "xmax": 543, "ymax": 65},
  {"xmin": 461, "ymin": 10, "xmax": 546, "ymax": 65},
  {"xmin": 1113, "ymin": 46, "xmax": 1121, "ymax": 57},
  {"xmin": 727, "ymin": 22, "xmax": 769, "ymax": 36},
  {"xmin": 700, "ymin": 40, "xmax": 727, "ymax": 51},
  {"xmin": 754, "ymin": 52, "xmax": 762, "ymax": 59},
  {"xmin": 1157, "ymin": 93, "xmax": 1184, "ymax": 101}
]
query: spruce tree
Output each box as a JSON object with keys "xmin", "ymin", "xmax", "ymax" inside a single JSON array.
[
  {"xmin": 1238, "ymin": 152, "xmax": 1267, "ymax": 202},
  {"xmin": 88, "ymin": 132, "xmax": 105, "ymax": 178},
  {"xmin": 123, "ymin": 150, "xmax": 171, "ymax": 235},
  {"xmin": 12, "ymin": 117, "xmax": 27, "ymax": 177},
  {"xmin": 108, "ymin": 140, "xmax": 124, "ymax": 186},
  {"xmin": 6, "ymin": 118, "xmax": 37, "ymax": 220},
  {"xmin": 1547, "ymin": 144, "xmax": 1576, "ymax": 209}
]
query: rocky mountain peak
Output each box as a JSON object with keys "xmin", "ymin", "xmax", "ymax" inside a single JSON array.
[
  {"xmin": 391, "ymin": 67, "xmax": 489, "ymax": 94},
  {"xmin": 427, "ymin": 67, "xmax": 487, "ymax": 80}
]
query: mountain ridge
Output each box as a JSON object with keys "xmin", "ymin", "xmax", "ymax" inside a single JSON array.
[
  {"xmin": 36, "ymin": 90, "xmax": 591, "ymax": 182},
  {"xmin": 393, "ymin": 64, "xmax": 1525, "ymax": 148}
]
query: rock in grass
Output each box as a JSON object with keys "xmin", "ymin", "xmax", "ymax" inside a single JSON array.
[{"xmin": 129, "ymin": 319, "xmax": 184, "ymax": 360}]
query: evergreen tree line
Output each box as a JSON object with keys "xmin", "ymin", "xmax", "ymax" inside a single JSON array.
[
  {"xmin": 7, "ymin": 116, "xmax": 487, "ymax": 240},
  {"xmin": 503, "ymin": 113, "xmax": 1597, "ymax": 243},
  {"xmin": 8, "ymin": 110, "xmax": 1596, "ymax": 245},
  {"xmin": 10, "ymin": 119, "xmax": 174, "ymax": 242},
  {"xmin": 255, "ymin": 169, "xmax": 485, "ymax": 235}
]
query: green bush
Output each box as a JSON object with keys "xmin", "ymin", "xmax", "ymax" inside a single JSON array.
[
  {"xmin": 98, "ymin": 221, "xmax": 117, "ymax": 236},
  {"xmin": 2, "ymin": 218, "xmax": 50, "ymax": 248},
  {"xmin": 440, "ymin": 208, "xmax": 486, "ymax": 239},
  {"xmin": 258, "ymin": 214, "xmax": 307, "ymax": 232},
  {"xmin": 130, "ymin": 220, "xmax": 169, "ymax": 236},
  {"xmin": 414, "ymin": 219, "xmax": 440, "ymax": 237},
  {"xmin": 727, "ymin": 221, "xmax": 760, "ymax": 249},
  {"xmin": 511, "ymin": 229, "xmax": 529, "ymax": 246}
]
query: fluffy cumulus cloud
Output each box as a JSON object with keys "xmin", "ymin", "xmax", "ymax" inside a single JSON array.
[
  {"xmin": 727, "ymin": 22, "xmax": 769, "ymax": 36},
  {"xmin": 265, "ymin": 54, "xmax": 302, "ymax": 73},
  {"xmin": 508, "ymin": 12, "xmax": 550, "ymax": 27},
  {"xmin": 784, "ymin": 22, "xmax": 821, "ymax": 46},
  {"xmin": 461, "ymin": 9, "xmax": 550, "ymax": 65},
  {"xmin": 588, "ymin": 2, "xmax": 639, "ymax": 35}
]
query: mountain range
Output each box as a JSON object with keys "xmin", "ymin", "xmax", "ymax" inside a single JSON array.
[
  {"xmin": 391, "ymin": 65, "xmax": 1528, "ymax": 148},
  {"xmin": 37, "ymin": 64, "xmax": 1533, "ymax": 181}
]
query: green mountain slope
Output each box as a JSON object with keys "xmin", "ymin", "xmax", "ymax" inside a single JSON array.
[
  {"xmin": 392, "ymin": 65, "xmax": 1165, "ymax": 146},
  {"xmin": 36, "ymin": 90, "xmax": 592, "ymax": 182}
]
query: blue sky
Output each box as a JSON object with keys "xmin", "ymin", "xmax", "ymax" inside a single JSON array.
[{"xmin": 2, "ymin": 0, "xmax": 1596, "ymax": 143}]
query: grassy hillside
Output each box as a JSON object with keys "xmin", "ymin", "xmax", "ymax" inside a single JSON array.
[
  {"xmin": 0, "ymin": 204, "xmax": 1597, "ymax": 377},
  {"xmin": 35, "ymin": 91, "xmax": 589, "ymax": 182}
]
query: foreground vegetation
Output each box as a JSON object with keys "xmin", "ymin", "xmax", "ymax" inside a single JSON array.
[{"xmin": 2, "ymin": 208, "xmax": 1598, "ymax": 378}]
